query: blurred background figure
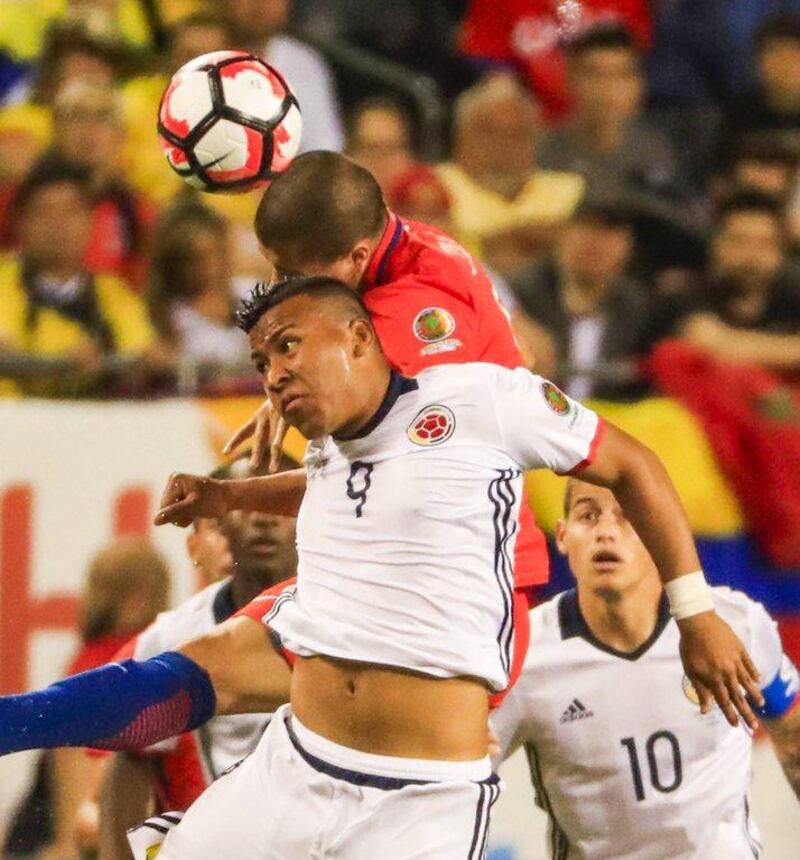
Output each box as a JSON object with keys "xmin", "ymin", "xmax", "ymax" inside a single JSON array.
[
  {"xmin": 50, "ymin": 80, "xmax": 156, "ymax": 288},
  {"xmin": 510, "ymin": 197, "xmax": 664, "ymax": 400},
  {"xmin": 723, "ymin": 13, "xmax": 800, "ymax": 152},
  {"xmin": 2, "ymin": 537, "xmax": 170, "ymax": 860},
  {"xmin": 0, "ymin": 158, "xmax": 157, "ymax": 398},
  {"xmin": 223, "ymin": 0, "xmax": 344, "ymax": 152},
  {"xmin": 146, "ymin": 199, "xmax": 251, "ymax": 380},
  {"xmin": 437, "ymin": 74, "xmax": 583, "ymax": 278},
  {"xmin": 457, "ymin": 0, "xmax": 651, "ymax": 122},
  {"xmin": 346, "ymin": 96, "xmax": 417, "ymax": 196},
  {"xmin": 537, "ymin": 23, "xmax": 685, "ymax": 208},
  {"xmin": 680, "ymin": 191, "xmax": 800, "ymax": 372}
]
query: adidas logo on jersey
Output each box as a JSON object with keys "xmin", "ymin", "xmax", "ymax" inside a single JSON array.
[{"xmin": 559, "ymin": 698, "xmax": 594, "ymax": 723}]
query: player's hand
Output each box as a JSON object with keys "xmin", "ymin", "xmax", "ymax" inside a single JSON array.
[
  {"xmin": 223, "ymin": 397, "xmax": 287, "ymax": 472},
  {"xmin": 154, "ymin": 474, "xmax": 230, "ymax": 528},
  {"xmin": 677, "ymin": 610, "xmax": 764, "ymax": 729}
]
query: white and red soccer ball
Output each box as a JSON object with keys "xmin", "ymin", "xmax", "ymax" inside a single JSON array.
[{"xmin": 158, "ymin": 51, "xmax": 303, "ymax": 193}]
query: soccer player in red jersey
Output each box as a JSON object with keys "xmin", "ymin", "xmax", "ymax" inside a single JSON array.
[{"xmin": 225, "ymin": 151, "xmax": 551, "ymax": 700}]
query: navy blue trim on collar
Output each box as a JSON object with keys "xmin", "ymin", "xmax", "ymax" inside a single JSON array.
[
  {"xmin": 212, "ymin": 580, "xmax": 238, "ymax": 625},
  {"xmin": 374, "ymin": 217, "xmax": 404, "ymax": 286},
  {"xmin": 558, "ymin": 588, "xmax": 671, "ymax": 662},
  {"xmin": 285, "ymin": 716, "xmax": 499, "ymax": 790},
  {"xmin": 335, "ymin": 370, "xmax": 418, "ymax": 441}
]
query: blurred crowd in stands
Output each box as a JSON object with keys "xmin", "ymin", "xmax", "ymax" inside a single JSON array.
[{"xmin": 0, "ymin": 0, "xmax": 800, "ymax": 402}]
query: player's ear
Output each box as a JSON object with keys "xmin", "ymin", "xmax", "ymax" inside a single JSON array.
[
  {"xmin": 554, "ymin": 519, "xmax": 568, "ymax": 555},
  {"xmin": 349, "ymin": 317, "xmax": 375, "ymax": 356},
  {"xmin": 349, "ymin": 240, "xmax": 372, "ymax": 276}
]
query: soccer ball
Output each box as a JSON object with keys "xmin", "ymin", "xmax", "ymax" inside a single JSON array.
[{"xmin": 157, "ymin": 51, "xmax": 303, "ymax": 193}]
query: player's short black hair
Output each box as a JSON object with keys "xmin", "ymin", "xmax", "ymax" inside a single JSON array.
[
  {"xmin": 254, "ymin": 151, "xmax": 387, "ymax": 265},
  {"xmin": 716, "ymin": 190, "xmax": 784, "ymax": 228},
  {"xmin": 567, "ymin": 21, "xmax": 638, "ymax": 60},
  {"xmin": 755, "ymin": 12, "xmax": 800, "ymax": 54},
  {"xmin": 13, "ymin": 155, "xmax": 93, "ymax": 214},
  {"xmin": 236, "ymin": 275, "xmax": 371, "ymax": 334}
]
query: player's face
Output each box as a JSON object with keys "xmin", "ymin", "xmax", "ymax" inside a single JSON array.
[
  {"xmin": 222, "ymin": 508, "xmax": 296, "ymax": 586},
  {"xmin": 556, "ymin": 483, "xmax": 657, "ymax": 599},
  {"xmin": 248, "ymin": 295, "xmax": 372, "ymax": 438}
]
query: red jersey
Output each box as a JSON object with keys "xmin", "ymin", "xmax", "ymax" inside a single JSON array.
[{"xmin": 460, "ymin": 0, "xmax": 651, "ymax": 121}]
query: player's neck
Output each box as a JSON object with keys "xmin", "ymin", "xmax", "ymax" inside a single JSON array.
[
  {"xmin": 331, "ymin": 362, "xmax": 393, "ymax": 439},
  {"xmin": 578, "ymin": 576, "xmax": 664, "ymax": 654}
]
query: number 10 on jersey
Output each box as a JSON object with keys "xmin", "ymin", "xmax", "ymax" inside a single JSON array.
[{"xmin": 621, "ymin": 732, "xmax": 683, "ymax": 801}]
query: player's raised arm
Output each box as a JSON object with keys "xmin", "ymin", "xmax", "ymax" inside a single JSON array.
[
  {"xmin": 579, "ymin": 423, "xmax": 764, "ymax": 728},
  {"xmin": 489, "ymin": 366, "xmax": 763, "ymax": 729}
]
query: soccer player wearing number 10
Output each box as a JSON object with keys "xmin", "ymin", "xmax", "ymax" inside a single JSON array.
[{"xmin": 492, "ymin": 480, "xmax": 800, "ymax": 860}]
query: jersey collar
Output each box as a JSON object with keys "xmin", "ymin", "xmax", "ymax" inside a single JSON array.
[
  {"xmin": 558, "ymin": 588, "xmax": 672, "ymax": 662},
  {"xmin": 335, "ymin": 369, "xmax": 419, "ymax": 441},
  {"xmin": 364, "ymin": 212, "xmax": 404, "ymax": 288}
]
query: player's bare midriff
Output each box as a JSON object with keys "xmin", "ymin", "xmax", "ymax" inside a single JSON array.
[{"xmin": 291, "ymin": 654, "xmax": 490, "ymax": 760}]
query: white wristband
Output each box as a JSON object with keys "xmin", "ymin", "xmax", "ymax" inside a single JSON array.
[{"xmin": 664, "ymin": 571, "xmax": 715, "ymax": 620}]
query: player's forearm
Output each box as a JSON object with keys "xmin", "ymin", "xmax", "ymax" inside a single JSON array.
[
  {"xmin": 98, "ymin": 754, "xmax": 157, "ymax": 860},
  {"xmin": 179, "ymin": 617, "xmax": 292, "ymax": 715},
  {"xmin": 224, "ymin": 468, "xmax": 306, "ymax": 518},
  {"xmin": 0, "ymin": 653, "xmax": 215, "ymax": 755}
]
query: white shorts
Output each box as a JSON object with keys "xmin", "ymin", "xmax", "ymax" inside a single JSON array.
[{"xmin": 153, "ymin": 704, "xmax": 501, "ymax": 860}]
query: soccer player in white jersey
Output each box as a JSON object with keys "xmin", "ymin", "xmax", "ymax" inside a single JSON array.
[
  {"xmin": 130, "ymin": 275, "xmax": 762, "ymax": 860},
  {"xmin": 491, "ymin": 479, "xmax": 800, "ymax": 860}
]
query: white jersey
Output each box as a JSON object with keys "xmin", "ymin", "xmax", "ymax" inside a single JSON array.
[
  {"xmin": 491, "ymin": 587, "xmax": 800, "ymax": 859},
  {"xmin": 134, "ymin": 579, "xmax": 271, "ymax": 778},
  {"xmin": 266, "ymin": 363, "xmax": 601, "ymax": 690}
]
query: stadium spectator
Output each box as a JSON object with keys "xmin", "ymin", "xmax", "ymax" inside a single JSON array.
[
  {"xmin": 436, "ymin": 74, "xmax": 583, "ymax": 278},
  {"xmin": 223, "ymin": 0, "xmax": 344, "ymax": 152},
  {"xmin": 146, "ymin": 199, "xmax": 251, "ymax": 373},
  {"xmin": 510, "ymin": 197, "xmax": 663, "ymax": 400},
  {"xmin": 458, "ymin": 0, "xmax": 650, "ymax": 121},
  {"xmin": 722, "ymin": 13, "xmax": 800, "ymax": 163},
  {"xmin": 537, "ymin": 23, "xmax": 684, "ymax": 205},
  {"xmin": 0, "ymin": 19, "xmax": 138, "ymax": 232},
  {"xmin": 2, "ymin": 536, "xmax": 170, "ymax": 860},
  {"xmin": 0, "ymin": 158, "xmax": 157, "ymax": 397},
  {"xmin": 49, "ymin": 79, "xmax": 157, "ymax": 287},
  {"xmin": 645, "ymin": 0, "xmax": 744, "ymax": 110},
  {"xmin": 681, "ymin": 192, "xmax": 800, "ymax": 370},
  {"xmin": 347, "ymin": 96, "xmax": 416, "ymax": 196}
]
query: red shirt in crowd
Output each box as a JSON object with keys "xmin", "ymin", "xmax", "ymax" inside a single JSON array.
[{"xmin": 460, "ymin": 0, "xmax": 651, "ymax": 121}]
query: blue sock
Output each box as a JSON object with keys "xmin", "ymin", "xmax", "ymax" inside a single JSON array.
[{"xmin": 0, "ymin": 652, "xmax": 216, "ymax": 755}]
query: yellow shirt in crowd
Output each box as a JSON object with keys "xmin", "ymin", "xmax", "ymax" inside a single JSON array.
[
  {"xmin": 435, "ymin": 162, "xmax": 584, "ymax": 258},
  {"xmin": 0, "ymin": 257, "xmax": 154, "ymax": 396}
]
